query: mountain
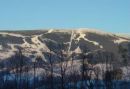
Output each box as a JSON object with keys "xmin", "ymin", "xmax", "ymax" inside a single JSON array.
[
  {"xmin": 0, "ymin": 28, "xmax": 129, "ymax": 60},
  {"xmin": 0, "ymin": 28, "xmax": 130, "ymax": 89}
]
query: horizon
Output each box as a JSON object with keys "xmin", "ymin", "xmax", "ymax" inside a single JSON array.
[
  {"xmin": 0, "ymin": 28, "xmax": 130, "ymax": 35},
  {"xmin": 0, "ymin": 0, "xmax": 130, "ymax": 33}
]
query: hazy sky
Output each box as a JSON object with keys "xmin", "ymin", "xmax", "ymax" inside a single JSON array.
[{"xmin": 0, "ymin": 0, "xmax": 129, "ymax": 33}]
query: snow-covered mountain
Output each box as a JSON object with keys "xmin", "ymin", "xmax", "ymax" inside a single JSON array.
[
  {"xmin": 0, "ymin": 28, "xmax": 129, "ymax": 60},
  {"xmin": 0, "ymin": 28, "xmax": 130, "ymax": 89}
]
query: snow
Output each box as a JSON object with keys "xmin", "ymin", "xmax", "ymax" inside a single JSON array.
[
  {"xmin": 0, "ymin": 32, "xmax": 28, "ymax": 37},
  {"xmin": 114, "ymin": 38, "xmax": 129, "ymax": 44},
  {"xmin": 75, "ymin": 28, "xmax": 129, "ymax": 44},
  {"xmin": 19, "ymin": 35, "xmax": 50, "ymax": 53},
  {"xmin": 75, "ymin": 30, "xmax": 103, "ymax": 48},
  {"xmin": 116, "ymin": 33, "xmax": 130, "ymax": 39},
  {"xmin": 0, "ymin": 45, "xmax": 2, "ymax": 50},
  {"xmin": 21, "ymin": 38, "xmax": 31, "ymax": 48},
  {"xmin": 31, "ymin": 35, "xmax": 50, "ymax": 52},
  {"xmin": 0, "ymin": 44, "xmax": 18, "ymax": 59},
  {"xmin": 77, "ymin": 28, "xmax": 113, "ymax": 36},
  {"xmin": 68, "ymin": 30, "xmax": 74, "ymax": 52},
  {"xmin": 47, "ymin": 29, "xmax": 54, "ymax": 33},
  {"xmin": 0, "ymin": 50, "xmax": 15, "ymax": 59},
  {"xmin": 100, "ymin": 45, "xmax": 103, "ymax": 49},
  {"xmin": 14, "ymin": 35, "xmax": 49, "ymax": 61},
  {"xmin": 0, "ymin": 32, "xmax": 50, "ymax": 60},
  {"xmin": 74, "ymin": 46, "xmax": 82, "ymax": 53},
  {"xmin": 0, "ymin": 29, "xmax": 129, "ymax": 61},
  {"xmin": 122, "ymin": 66, "xmax": 130, "ymax": 80}
]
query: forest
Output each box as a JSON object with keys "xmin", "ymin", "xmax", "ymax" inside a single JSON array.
[{"xmin": 0, "ymin": 43, "xmax": 130, "ymax": 89}]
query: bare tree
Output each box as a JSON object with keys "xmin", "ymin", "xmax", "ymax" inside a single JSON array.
[
  {"xmin": 46, "ymin": 50, "xmax": 54, "ymax": 89},
  {"xmin": 57, "ymin": 43, "xmax": 68, "ymax": 89},
  {"xmin": 32, "ymin": 58, "xmax": 36, "ymax": 89},
  {"xmin": 79, "ymin": 45, "xmax": 92, "ymax": 89}
]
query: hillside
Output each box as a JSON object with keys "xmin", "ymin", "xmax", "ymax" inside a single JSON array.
[{"xmin": 0, "ymin": 28, "xmax": 130, "ymax": 89}]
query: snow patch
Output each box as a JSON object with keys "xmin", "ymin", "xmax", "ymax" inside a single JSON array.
[
  {"xmin": 0, "ymin": 44, "xmax": 18, "ymax": 59},
  {"xmin": 0, "ymin": 51, "xmax": 15, "ymax": 59},
  {"xmin": 75, "ymin": 30, "xmax": 103, "ymax": 48},
  {"xmin": 21, "ymin": 38, "xmax": 31, "ymax": 48},
  {"xmin": 48, "ymin": 29, "xmax": 53, "ymax": 33},
  {"xmin": 0, "ymin": 45, "xmax": 2, "ymax": 50},
  {"xmin": 31, "ymin": 35, "xmax": 50, "ymax": 52},
  {"xmin": 121, "ymin": 67, "xmax": 130, "ymax": 80},
  {"xmin": 114, "ymin": 38, "xmax": 129, "ymax": 44},
  {"xmin": 74, "ymin": 46, "xmax": 82, "ymax": 53},
  {"xmin": 0, "ymin": 32, "xmax": 27, "ymax": 37}
]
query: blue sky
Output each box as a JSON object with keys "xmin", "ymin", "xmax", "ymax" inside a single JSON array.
[{"xmin": 0, "ymin": 0, "xmax": 129, "ymax": 33}]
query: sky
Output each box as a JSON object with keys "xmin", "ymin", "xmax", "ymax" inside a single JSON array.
[{"xmin": 0, "ymin": 0, "xmax": 129, "ymax": 33}]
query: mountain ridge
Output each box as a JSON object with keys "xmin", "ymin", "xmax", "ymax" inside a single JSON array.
[{"xmin": 0, "ymin": 28, "xmax": 129, "ymax": 60}]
